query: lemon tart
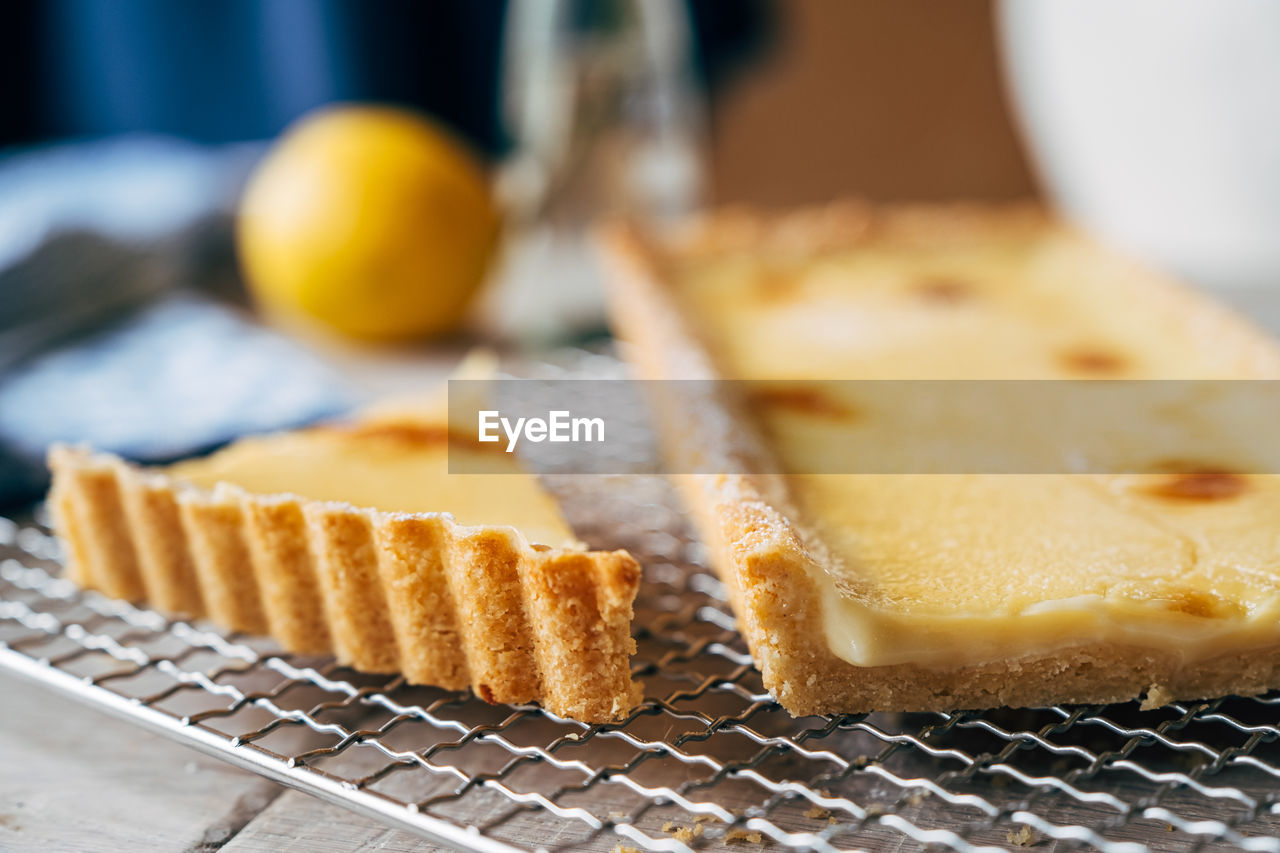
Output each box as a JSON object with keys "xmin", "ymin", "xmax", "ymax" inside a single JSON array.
[
  {"xmin": 601, "ymin": 202, "xmax": 1280, "ymax": 715},
  {"xmin": 47, "ymin": 386, "xmax": 641, "ymax": 722}
]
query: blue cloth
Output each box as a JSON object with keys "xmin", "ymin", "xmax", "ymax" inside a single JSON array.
[{"xmin": 1, "ymin": 295, "xmax": 349, "ymax": 460}]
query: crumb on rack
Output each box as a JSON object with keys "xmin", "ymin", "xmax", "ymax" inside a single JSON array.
[
  {"xmin": 564, "ymin": 731, "xmax": 581, "ymax": 741},
  {"xmin": 674, "ymin": 824, "xmax": 703, "ymax": 843},
  {"xmin": 804, "ymin": 806, "xmax": 831, "ymax": 820},
  {"xmin": 694, "ymin": 814, "xmax": 721, "ymax": 824},
  {"xmin": 1006, "ymin": 825, "xmax": 1036, "ymax": 847},
  {"xmin": 725, "ymin": 828, "xmax": 763, "ymax": 844},
  {"xmin": 612, "ymin": 846, "xmax": 641, "ymax": 853},
  {"xmin": 906, "ymin": 790, "xmax": 929, "ymax": 806},
  {"xmin": 661, "ymin": 821, "xmax": 705, "ymax": 843},
  {"xmin": 1141, "ymin": 683, "xmax": 1174, "ymax": 711}
]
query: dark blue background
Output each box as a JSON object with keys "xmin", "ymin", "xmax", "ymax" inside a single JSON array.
[{"xmin": 0, "ymin": 0, "xmax": 769, "ymax": 153}]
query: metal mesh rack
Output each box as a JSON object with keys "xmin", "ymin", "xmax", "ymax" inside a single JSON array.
[{"xmin": 6, "ymin": 353, "xmax": 1280, "ymax": 852}]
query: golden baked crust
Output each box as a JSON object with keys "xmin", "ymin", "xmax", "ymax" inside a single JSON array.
[
  {"xmin": 599, "ymin": 202, "xmax": 1280, "ymax": 716},
  {"xmin": 47, "ymin": 444, "xmax": 641, "ymax": 722}
]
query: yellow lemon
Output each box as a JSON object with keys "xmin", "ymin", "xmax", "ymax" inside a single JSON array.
[{"xmin": 237, "ymin": 105, "xmax": 500, "ymax": 341}]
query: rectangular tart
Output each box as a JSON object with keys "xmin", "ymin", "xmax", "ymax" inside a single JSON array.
[
  {"xmin": 47, "ymin": 389, "xmax": 641, "ymax": 722},
  {"xmin": 600, "ymin": 202, "xmax": 1280, "ymax": 715}
]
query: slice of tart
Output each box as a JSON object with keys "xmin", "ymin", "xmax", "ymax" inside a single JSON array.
[
  {"xmin": 47, "ymin": 378, "xmax": 641, "ymax": 722},
  {"xmin": 600, "ymin": 202, "xmax": 1280, "ymax": 715}
]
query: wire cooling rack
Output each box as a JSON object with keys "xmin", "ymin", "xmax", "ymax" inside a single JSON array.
[{"xmin": 6, "ymin": 354, "xmax": 1280, "ymax": 852}]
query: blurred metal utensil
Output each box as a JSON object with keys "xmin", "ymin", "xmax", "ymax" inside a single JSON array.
[{"xmin": 0, "ymin": 232, "xmax": 170, "ymax": 375}]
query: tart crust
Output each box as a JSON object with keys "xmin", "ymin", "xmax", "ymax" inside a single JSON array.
[
  {"xmin": 48, "ymin": 445, "xmax": 641, "ymax": 722},
  {"xmin": 598, "ymin": 202, "xmax": 1280, "ymax": 716}
]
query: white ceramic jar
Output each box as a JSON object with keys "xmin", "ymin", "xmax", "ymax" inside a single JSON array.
[{"xmin": 998, "ymin": 0, "xmax": 1280, "ymax": 294}]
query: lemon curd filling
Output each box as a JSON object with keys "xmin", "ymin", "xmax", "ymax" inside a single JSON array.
[
  {"xmin": 676, "ymin": 236, "xmax": 1280, "ymax": 669},
  {"xmin": 168, "ymin": 413, "xmax": 577, "ymax": 550}
]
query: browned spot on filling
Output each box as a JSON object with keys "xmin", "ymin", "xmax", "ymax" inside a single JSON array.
[
  {"xmin": 747, "ymin": 386, "xmax": 857, "ymax": 419},
  {"xmin": 755, "ymin": 272, "xmax": 793, "ymax": 300},
  {"xmin": 913, "ymin": 277, "xmax": 974, "ymax": 305},
  {"xmin": 752, "ymin": 263, "xmax": 806, "ymax": 301},
  {"xmin": 1117, "ymin": 582, "xmax": 1244, "ymax": 618},
  {"xmin": 333, "ymin": 421, "xmax": 451, "ymax": 445},
  {"xmin": 1142, "ymin": 469, "xmax": 1249, "ymax": 502},
  {"xmin": 1160, "ymin": 589, "xmax": 1237, "ymax": 618},
  {"xmin": 1058, "ymin": 346, "xmax": 1128, "ymax": 375},
  {"xmin": 1124, "ymin": 586, "xmax": 1243, "ymax": 619}
]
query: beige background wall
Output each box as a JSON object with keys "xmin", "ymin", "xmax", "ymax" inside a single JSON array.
[{"xmin": 708, "ymin": 0, "xmax": 1038, "ymax": 205}]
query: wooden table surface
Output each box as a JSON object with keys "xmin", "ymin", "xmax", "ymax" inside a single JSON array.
[{"xmin": 0, "ymin": 672, "xmax": 454, "ymax": 853}]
